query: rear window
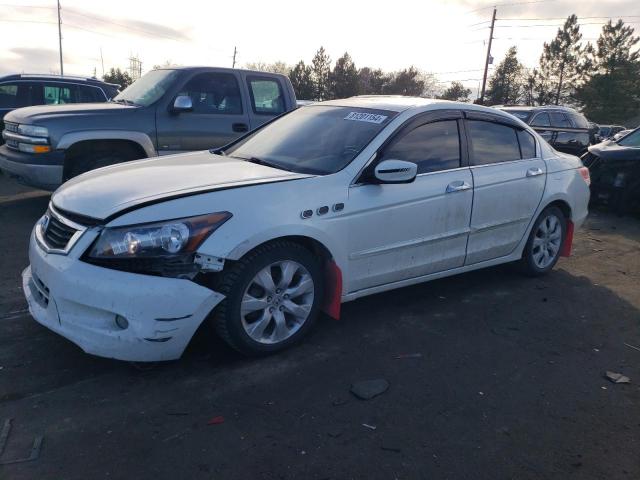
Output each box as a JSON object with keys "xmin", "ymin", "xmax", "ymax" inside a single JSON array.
[{"xmin": 247, "ymin": 76, "xmax": 286, "ymax": 115}]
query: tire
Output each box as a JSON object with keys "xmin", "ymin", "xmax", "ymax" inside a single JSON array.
[
  {"xmin": 212, "ymin": 241, "xmax": 324, "ymax": 356},
  {"xmin": 66, "ymin": 145, "xmax": 142, "ymax": 180},
  {"xmin": 520, "ymin": 206, "xmax": 566, "ymax": 276}
]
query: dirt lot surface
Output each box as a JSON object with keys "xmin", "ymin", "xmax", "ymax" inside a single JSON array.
[{"xmin": 1, "ymin": 175, "xmax": 639, "ymax": 479}]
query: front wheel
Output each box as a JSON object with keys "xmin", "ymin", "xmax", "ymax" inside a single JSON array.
[
  {"xmin": 212, "ymin": 241, "xmax": 324, "ymax": 356},
  {"xmin": 520, "ymin": 206, "xmax": 566, "ymax": 276}
]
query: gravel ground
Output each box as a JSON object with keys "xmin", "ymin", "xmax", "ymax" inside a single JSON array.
[{"xmin": 1, "ymin": 175, "xmax": 639, "ymax": 479}]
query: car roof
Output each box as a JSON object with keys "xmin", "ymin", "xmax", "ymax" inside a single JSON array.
[
  {"xmin": 154, "ymin": 66, "xmax": 288, "ymax": 77},
  {"xmin": 0, "ymin": 73, "xmax": 118, "ymax": 88},
  {"xmin": 498, "ymin": 105, "xmax": 582, "ymax": 114}
]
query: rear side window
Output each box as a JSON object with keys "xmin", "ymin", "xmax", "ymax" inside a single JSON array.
[
  {"xmin": 178, "ymin": 73, "xmax": 243, "ymax": 114},
  {"xmin": 0, "ymin": 83, "xmax": 39, "ymax": 108},
  {"xmin": 468, "ymin": 120, "xmax": 520, "ymax": 165},
  {"xmin": 531, "ymin": 113, "xmax": 551, "ymax": 127},
  {"xmin": 381, "ymin": 120, "xmax": 460, "ymax": 174},
  {"xmin": 568, "ymin": 112, "xmax": 588, "ymax": 129},
  {"xmin": 517, "ymin": 130, "xmax": 537, "ymax": 158},
  {"xmin": 247, "ymin": 76, "xmax": 286, "ymax": 115},
  {"xmin": 549, "ymin": 112, "xmax": 571, "ymax": 128},
  {"xmin": 43, "ymin": 84, "xmax": 73, "ymax": 104}
]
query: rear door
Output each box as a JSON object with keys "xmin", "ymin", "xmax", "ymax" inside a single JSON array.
[
  {"xmin": 244, "ymin": 75, "xmax": 290, "ymax": 129},
  {"xmin": 347, "ymin": 111, "xmax": 473, "ymax": 292},
  {"xmin": 530, "ymin": 111, "xmax": 555, "ymax": 146},
  {"xmin": 465, "ymin": 113, "xmax": 546, "ymax": 265},
  {"xmin": 155, "ymin": 71, "xmax": 250, "ymax": 153}
]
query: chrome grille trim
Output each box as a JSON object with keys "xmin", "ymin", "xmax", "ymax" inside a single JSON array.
[{"xmin": 35, "ymin": 203, "xmax": 87, "ymax": 255}]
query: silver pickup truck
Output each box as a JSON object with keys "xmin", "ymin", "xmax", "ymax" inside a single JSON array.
[{"xmin": 0, "ymin": 66, "xmax": 297, "ymax": 190}]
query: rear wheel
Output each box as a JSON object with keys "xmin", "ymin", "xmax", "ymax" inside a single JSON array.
[
  {"xmin": 520, "ymin": 206, "xmax": 566, "ymax": 276},
  {"xmin": 212, "ymin": 241, "xmax": 324, "ymax": 356}
]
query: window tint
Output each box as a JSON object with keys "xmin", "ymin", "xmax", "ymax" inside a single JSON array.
[
  {"xmin": 247, "ymin": 77, "xmax": 285, "ymax": 115},
  {"xmin": 517, "ymin": 130, "xmax": 536, "ymax": 158},
  {"xmin": 178, "ymin": 73, "xmax": 242, "ymax": 114},
  {"xmin": 549, "ymin": 112, "xmax": 570, "ymax": 128},
  {"xmin": 381, "ymin": 120, "xmax": 460, "ymax": 174},
  {"xmin": 531, "ymin": 113, "xmax": 551, "ymax": 127},
  {"xmin": 0, "ymin": 83, "xmax": 38, "ymax": 108},
  {"xmin": 468, "ymin": 120, "xmax": 521, "ymax": 165}
]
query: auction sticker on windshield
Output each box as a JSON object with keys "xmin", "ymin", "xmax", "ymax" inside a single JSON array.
[{"xmin": 344, "ymin": 112, "xmax": 388, "ymax": 124}]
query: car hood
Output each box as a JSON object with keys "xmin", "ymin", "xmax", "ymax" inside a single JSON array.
[
  {"xmin": 52, "ymin": 151, "xmax": 312, "ymax": 221},
  {"xmin": 5, "ymin": 102, "xmax": 136, "ymax": 125},
  {"xmin": 588, "ymin": 141, "xmax": 640, "ymax": 161}
]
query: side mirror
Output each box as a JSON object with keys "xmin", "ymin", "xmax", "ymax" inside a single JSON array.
[
  {"xmin": 373, "ymin": 159, "xmax": 417, "ymax": 184},
  {"xmin": 172, "ymin": 95, "xmax": 193, "ymax": 113}
]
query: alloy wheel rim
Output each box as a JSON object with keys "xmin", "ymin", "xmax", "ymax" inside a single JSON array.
[
  {"xmin": 240, "ymin": 260, "xmax": 314, "ymax": 344},
  {"xmin": 532, "ymin": 214, "xmax": 562, "ymax": 269}
]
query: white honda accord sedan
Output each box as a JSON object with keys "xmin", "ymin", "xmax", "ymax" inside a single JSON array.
[{"xmin": 23, "ymin": 97, "xmax": 590, "ymax": 361}]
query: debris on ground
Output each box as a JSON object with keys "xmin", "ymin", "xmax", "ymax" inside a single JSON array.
[
  {"xmin": 350, "ymin": 379, "xmax": 389, "ymax": 400},
  {"xmin": 380, "ymin": 445, "xmax": 401, "ymax": 453},
  {"xmin": 624, "ymin": 343, "xmax": 640, "ymax": 353},
  {"xmin": 394, "ymin": 353, "xmax": 422, "ymax": 359},
  {"xmin": 362, "ymin": 423, "xmax": 377, "ymax": 430},
  {"xmin": 207, "ymin": 416, "xmax": 225, "ymax": 425},
  {"xmin": 331, "ymin": 397, "xmax": 349, "ymax": 406},
  {"xmin": 327, "ymin": 427, "xmax": 343, "ymax": 438},
  {"xmin": 604, "ymin": 371, "xmax": 631, "ymax": 384}
]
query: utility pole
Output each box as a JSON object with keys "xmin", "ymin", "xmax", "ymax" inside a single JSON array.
[
  {"xmin": 57, "ymin": 0, "xmax": 64, "ymax": 76},
  {"xmin": 100, "ymin": 48, "xmax": 105, "ymax": 77},
  {"xmin": 232, "ymin": 46, "xmax": 237, "ymax": 68},
  {"xmin": 479, "ymin": 7, "xmax": 496, "ymax": 104}
]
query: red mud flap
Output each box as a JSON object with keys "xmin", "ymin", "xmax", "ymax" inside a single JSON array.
[
  {"xmin": 322, "ymin": 260, "xmax": 342, "ymax": 320},
  {"xmin": 560, "ymin": 220, "xmax": 574, "ymax": 257}
]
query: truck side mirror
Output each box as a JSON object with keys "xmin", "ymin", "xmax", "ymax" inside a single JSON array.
[{"xmin": 172, "ymin": 95, "xmax": 193, "ymax": 113}]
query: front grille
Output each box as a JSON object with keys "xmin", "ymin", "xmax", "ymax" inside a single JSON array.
[
  {"xmin": 4, "ymin": 121, "xmax": 18, "ymax": 133},
  {"xmin": 43, "ymin": 213, "xmax": 78, "ymax": 250}
]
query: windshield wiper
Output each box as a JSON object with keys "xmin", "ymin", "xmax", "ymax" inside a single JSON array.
[{"xmin": 230, "ymin": 155, "xmax": 292, "ymax": 172}]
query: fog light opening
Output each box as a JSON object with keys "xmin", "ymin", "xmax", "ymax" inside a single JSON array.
[{"xmin": 115, "ymin": 314, "xmax": 129, "ymax": 330}]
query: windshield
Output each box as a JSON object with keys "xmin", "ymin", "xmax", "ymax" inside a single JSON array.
[
  {"xmin": 113, "ymin": 69, "xmax": 180, "ymax": 107},
  {"xmin": 501, "ymin": 109, "xmax": 532, "ymax": 122},
  {"xmin": 617, "ymin": 128, "xmax": 640, "ymax": 147},
  {"xmin": 225, "ymin": 106, "xmax": 397, "ymax": 175}
]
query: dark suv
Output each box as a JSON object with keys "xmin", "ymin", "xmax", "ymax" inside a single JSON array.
[
  {"xmin": 0, "ymin": 74, "xmax": 119, "ymax": 138},
  {"xmin": 496, "ymin": 105, "xmax": 592, "ymax": 157}
]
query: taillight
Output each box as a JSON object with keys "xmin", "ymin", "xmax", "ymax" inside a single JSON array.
[{"xmin": 578, "ymin": 166, "xmax": 591, "ymax": 186}]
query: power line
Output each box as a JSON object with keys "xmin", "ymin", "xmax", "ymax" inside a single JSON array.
[
  {"xmin": 499, "ymin": 15, "xmax": 640, "ymax": 21},
  {"xmin": 496, "ymin": 21, "xmax": 640, "ymax": 27},
  {"xmin": 464, "ymin": 0, "xmax": 555, "ymax": 15}
]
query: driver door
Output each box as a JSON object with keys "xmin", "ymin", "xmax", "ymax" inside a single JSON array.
[{"xmin": 346, "ymin": 112, "xmax": 473, "ymax": 293}]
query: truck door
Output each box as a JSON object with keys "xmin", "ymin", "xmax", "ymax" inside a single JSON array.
[
  {"xmin": 156, "ymin": 71, "xmax": 251, "ymax": 153},
  {"xmin": 244, "ymin": 75, "xmax": 290, "ymax": 130}
]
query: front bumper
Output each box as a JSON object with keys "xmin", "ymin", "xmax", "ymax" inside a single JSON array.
[
  {"xmin": 22, "ymin": 231, "xmax": 224, "ymax": 362},
  {"xmin": 0, "ymin": 145, "xmax": 64, "ymax": 190}
]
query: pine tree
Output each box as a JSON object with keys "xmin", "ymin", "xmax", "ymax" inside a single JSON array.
[
  {"xmin": 485, "ymin": 46, "xmax": 523, "ymax": 105},
  {"xmin": 330, "ymin": 52, "xmax": 359, "ymax": 99},
  {"xmin": 536, "ymin": 15, "xmax": 589, "ymax": 105},
  {"xmin": 103, "ymin": 68, "xmax": 133, "ymax": 89},
  {"xmin": 576, "ymin": 20, "xmax": 640, "ymax": 123},
  {"xmin": 357, "ymin": 67, "xmax": 389, "ymax": 94},
  {"xmin": 384, "ymin": 67, "xmax": 425, "ymax": 96},
  {"xmin": 311, "ymin": 47, "xmax": 332, "ymax": 101},
  {"xmin": 438, "ymin": 81, "xmax": 471, "ymax": 102},
  {"xmin": 289, "ymin": 61, "xmax": 315, "ymax": 100}
]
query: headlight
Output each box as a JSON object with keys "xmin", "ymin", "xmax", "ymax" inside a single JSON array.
[
  {"xmin": 87, "ymin": 212, "xmax": 232, "ymax": 259},
  {"xmin": 18, "ymin": 124, "xmax": 49, "ymax": 137}
]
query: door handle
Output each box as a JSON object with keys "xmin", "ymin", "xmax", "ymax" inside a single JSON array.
[
  {"xmin": 526, "ymin": 167, "xmax": 544, "ymax": 177},
  {"xmin": 446, "ymin": 181, "xmax": 472, "ymax": 193},
  {"xmin": 232, "ymin": 123, "xmax": 249, "ymax": 133}
]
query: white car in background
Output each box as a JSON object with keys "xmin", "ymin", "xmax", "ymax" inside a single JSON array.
[{"xmin": 23, "ymin": 97, "xmax": 591, "ymax": 361}]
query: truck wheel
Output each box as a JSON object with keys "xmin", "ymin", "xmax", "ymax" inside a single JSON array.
[
  {"xmin": 520, "ymin": 206, "xmax": 566, "ymax": 276},
  {"xmin": 212, "ymin": 241, "xmax": 324, "ymax": 356},
  {"xmin": 66, "ymin": 144, "xmax": 142, "ymax": 180}
]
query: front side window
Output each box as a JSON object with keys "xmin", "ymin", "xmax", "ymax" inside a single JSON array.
[
  {"xmin": 531, "ymin": 113, "xmax": 551, "ymax": 127},
  {"xmin": 468, "ymin": 120, "xmax": 521, "ymax": 165},
  {"xmin": 247, "ymin": 77, "xmax": 285, "ymax": 115},
  {"xmin": 549, "ymin": 112, "xmax": 570, "ymax": 128},
  {"xmin": 113, "ymin": 69, "xmax": 180, "ymax": 107},
  {"xmin": 381, "ymin": 120, "xmax": 460, "ymax": 174},
  {"xmin": 77, "ymin": 85, "xmax": 106, "ymax": 102},
  {"xmin": 178, "ymin": 73, "xmax": 242, "ymax": 115},
  {"xmin": 225, "ymin": 106, "xmax": 396, "ymax": 175}
]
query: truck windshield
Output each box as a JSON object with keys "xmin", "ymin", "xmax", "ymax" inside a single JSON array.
[
  {"xmin": 113, "ymin": 69, "xmax": 180, "ymax": 107},
  {"xmin": 225, "ymin": 105, "xmax": 396, "ymax": 175},
  {"xmin": 617, "ymin": 129, "xmax": 640, "ymax": 147}
]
